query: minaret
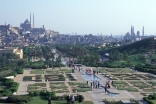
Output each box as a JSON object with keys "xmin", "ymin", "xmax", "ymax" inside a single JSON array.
[
  {"xmin": 30, "ymin": 12, "xmax": 31, "ymax": 24},
  {"xmin": 33, "ymin": 13, "xmax": 34, "ymax": 28},
  {"xmin": 133, "ymin": 26, "xmax": 134, "ymax": 36},
  {"xmin": 131, "ymin": 25, "xmax": 133, "ymax": 36},
  {"xmin": 142, "ymin": 26, "xmax": 144, "ymax": 36}
]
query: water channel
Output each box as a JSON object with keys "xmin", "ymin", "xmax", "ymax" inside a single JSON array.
[{"xmin": 80, "ymin": 69, "xmax": 119, "ymax": 96}]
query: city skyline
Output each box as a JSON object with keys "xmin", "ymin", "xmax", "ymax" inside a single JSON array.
[{"xmin": 1, "ymin": 0, "xmax": 156, "ymax": 35}]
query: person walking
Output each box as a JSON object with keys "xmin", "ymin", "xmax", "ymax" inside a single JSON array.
[
  {"xmin": 98, "ymin": 81, "xmax": 100, "ymax": 88},
  {"xmin": 71, "ymin": 95, "xmax": 75, "ymax": 104},
  {"xmin": 96, "ymin": 80, "xmax": 98, "ymax": 88},
  {"xmin": 90, "ymin": 80, "xmax": 93, "ymax": 89},
  {"xmin": 48, "ymin": 97, "xmax": 51, "ymax": 104},
  {"xmin": 105, "ymin": 85, "xmax": 108, "ymax": 93},
  {"xmin": 67, "ymin": 95, "xmax": 70, "ymax": 104}
]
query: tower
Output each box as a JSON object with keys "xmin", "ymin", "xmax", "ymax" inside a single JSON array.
[
  {"xmin": 33, "ymin": 13, "xmax": 34, "ymax": 28},
  {"xmin": 131, "ymin": 25, "xmax": 133, "ymax": 36},
  {"xmin": 30, "ymin": 12, "xmax": 31, "ymax": 24},
  {"xmin": 142, "ymin": 26, "xmax": 144, "ymax": 36},
  {"xmin": 133, "ymin": 26, "xmax": 135, "ymax": 36}
]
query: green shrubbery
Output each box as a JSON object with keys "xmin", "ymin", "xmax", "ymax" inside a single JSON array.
[
  {"xmin": 143, "ymin": 94, "xmax": 156, "ymax": 104},
  {"xmin": 0, "ymin": 78, "xmax": 19, "ymax": 97},
  {"xmin": 15, "ymin": 67, "xmax": 24, "ymax": 74},
  {"xmin": 7, "ymin": 95, "xmax": 32, "ymax": 103}
]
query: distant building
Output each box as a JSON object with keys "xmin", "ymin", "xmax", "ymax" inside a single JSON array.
[
  {"xmin": 0, "ymin": 47, "xmax": 23, "ymax": 59},
  {"xmin": 20, "ymin": 13, "xmax": 34, "ymax": 30}
]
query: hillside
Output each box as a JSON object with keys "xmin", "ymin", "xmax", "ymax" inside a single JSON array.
[{"xmin": 104, "ymin": 37, "xmax": 156, "ymax": 54}]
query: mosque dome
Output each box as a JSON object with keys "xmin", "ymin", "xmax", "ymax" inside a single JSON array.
[{"xmin": 24, "ymin": 19, "xmax": 30, "ymax": 24}]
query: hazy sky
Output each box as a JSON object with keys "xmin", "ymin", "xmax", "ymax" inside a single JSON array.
[{"xmin": 1, "ymin": 0, "xmax": 156, "ymax": 35}]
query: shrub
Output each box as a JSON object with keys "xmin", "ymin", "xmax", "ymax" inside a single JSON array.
[{"xmin": 7, "ymin": 95, "xmax": 32, "ymax": 103}]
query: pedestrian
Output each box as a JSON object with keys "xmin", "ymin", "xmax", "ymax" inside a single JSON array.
[
  {"xmin": 71, "ymin": 95, "xmax": 75, "ymax": 104},
  {"xmin": 48, "ymin": 97, "xmax": 51, "ymax": 104},
  {"xmin": 93, "ymin": 80, "xmax": 94, "ymax": 88},
  {"xmin": 67, "ymin": 95, "xmax": 70, "ymax": 104},
  {"xmin": 90, "ymin": 80, "xmax": 92, "ymax": 88},
  {"xmin": 98, "ymin": 81, "xmax": 100, "ymax": 88},
  {"xmin": 87, "ymin": 81, "xmax": 88, "ymax": 85},
  {"xmin": 105, "ymin": 85, "xmax": 108, "ymax": 93},
  {"xmin": 96, "ymin": 80, "xmax": 98, "ymax": 88}
]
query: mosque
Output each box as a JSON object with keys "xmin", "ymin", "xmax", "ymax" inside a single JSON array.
[{"xmin": 20, "ymin": 13, "xmax": 34, "ymax": 30}]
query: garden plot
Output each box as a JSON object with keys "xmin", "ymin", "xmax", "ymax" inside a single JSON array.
[
  {"xmin": 112, "ymin": 81, "xmax": 138, "ymax": 92},
  {"xmin": 142, "ymin": 81, "xmax": 156, "ymax": 92},
  {"xmin": 45, "ymin": 69, "xmax": 72, "ymax": 74},
  {"xmin": 132, "ymin": 74, "xmax": 151, "ymax": 80},
  {"xmin": 23, "ymin": 75, "xmax": 42, "ymax": 82},
  {"xmin": 69, "ymin": 82, "xmax": 91, "ymax": 92},
  {"xmin": 27, "ymin": 83, "xmax": 46, "ymax": 92},
  {"xmin": 128, "ymin": 81, "xmax": 151, "ymax": 89},
  {"xmin": 30, "ymin": 70, "xmax": 44, "ymax": 74},
  {"xmin": 100, "ymin": 68, "xmax": 134, "ymax": 74},
  {"xmin": 144, "ymin": 74, "xmax": 156, "ymax": 80},
  {"xmin": 45, "ymin": 70, "xmax": 60, "ymax": 74},
  {"xmin": 50, "ymin": 82, "xmax": 68, "ymax": 93},
  {"xmin": 111, "ymin": 74, "xmax": 140, "ymax": 80},
  {"xmin": 60, "ymin": 69, "xmax": 72, "ymax": 74},
  {"xmin": 44, "ymin": 75, "xmax": 65, "ymax": 81},
  {"xmin": 66, "ymin": 74, "xmax": 77, "ymax": 81},
  {"xmin": 148, "ymin": 81, "xmax": 156, "ymax": 86}
]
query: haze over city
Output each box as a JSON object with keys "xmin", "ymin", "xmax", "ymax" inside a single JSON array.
[{"xmin": 1, "ymin": 0, "xmax": 156, "ymax": 35}]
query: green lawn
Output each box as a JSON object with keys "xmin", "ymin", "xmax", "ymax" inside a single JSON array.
[
  {"xmin": 30, "ymin": 70, "xmax": 44, "ymax": 74},
  {"xmin": 151, "ymin": 100, "xmax": 156, "ymax": 103},
  {"xmin": 27, "ymin": 96, "xmax": 93, "ymax": 104}
]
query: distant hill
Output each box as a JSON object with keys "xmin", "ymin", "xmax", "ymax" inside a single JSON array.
[{"xmin": 104, "ymin": 37, "xmax": 156, "ymax": 54}]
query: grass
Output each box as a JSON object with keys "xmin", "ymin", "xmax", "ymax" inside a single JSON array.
[
  {"xmin": 151, "ymin": 100, "xmax": 156, "ymax": 103},
  {"xmin": 27, "ymin": 96, "xmax": 93, "ymax": 104},
  {"xmin": 30, "ymin": 70, "xmax": 44, "ymax": 74}
]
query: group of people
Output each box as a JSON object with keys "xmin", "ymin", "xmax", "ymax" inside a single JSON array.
[
  {"xmin": 89, "ymin": 80, "xmax": 100, "ymax": 89},
  {"xmin": 67, "ymin": 95, "xmax": 75, "ymax": 104}
]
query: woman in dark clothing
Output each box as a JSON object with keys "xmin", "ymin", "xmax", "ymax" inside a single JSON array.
[{"xmin": 48, "ymin": 97, "xmax": 51, "ymax": 104}]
